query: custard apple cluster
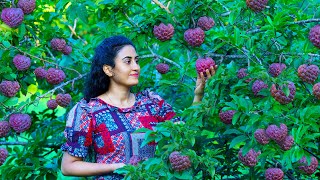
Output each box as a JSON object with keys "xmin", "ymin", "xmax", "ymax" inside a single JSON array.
[
  {"xmin": 34, "ymin": 67, "xmax": 47, "ymax": 79},
  {"xmin": 197, "ymin": 16, "xmax": 215, "ymax": 31},
  {"xmin": 1, "ymin": 8, "xmax": 24, "ymax": 28},
  {"xmin": 238, "ymin": 148, "xmax": 261, "ymax": 167},
  {"xmin": 0, "ymin": 80, "xmax": 20, "ymax": 97},
  {"xmin": 313, "ymin": 83, "xmax": 320, "ymax": 99},
  {"xmin": 9, "ymin": 113, "xmax": 32, "ymax": 133},
  {"xmin": 265, "ymin": 168, "xmax": 284, "ymax": 180},
  {"xmin": 268, "ymin": 63, "xmax": 286, "ymax": 77},
  {"xmin": 266, "ymin": 123, "xmax": 287, "ymax": 142},
  {"xmin": 129, "ymin": 155, "xmax": 142, "ymax": 166},
  {"xmin": 276, "ymin": 135, "xmax": 294, "ymax": 151},
  {"xmin": 18, "ymin": 0, "xmax": 36, "ymax": 14},
  {"xmin": 184, "ymin": 28, "xmax": 205, "ymax": 47},
  {"xmin": 298, "ymin": 64, "xmax": 319, "ymax": 84},
  {"xmin": 153, "ymin": 23, "xmax": 174, "ymax": 41},
  {"xmin": 219, "ymin": 110, "xmax": 236, "ymax": 124},
  {"xmin": 254, "ymin": 129, "xmax": 270, "ymax": 145},
  {"xmin": 195, "ymin": 57, "xmax": 215, "ymax": 76},
  {"xmin": 13, "ymin": 54, "xmax": 31, "ymax": 71},
  {"xmin": 270, "ymin": 81, "xmax": 296, "ymax": 104},
  {"xmin": 47, "ymin": 99, "xmax": 58, "ymax": 110},
  {"xmin": 0, "ymin": 121, "xmax": 10, "ymax": 138},
  {"xmin": 246, "ymin": 0, "xmax": 268, "ymax": 12},
  {"xmin": 298, "ymin": 156, "xmax": 318, "ymax": 175},
  {"xmin": 309, "ymin": 25, "xmax": 320, "ymax": 48},
  {"xmin": 252, "ymin": 80, "xmax": 268, "ymax": 96},
  {"xmin": 50, "ymin": 38, "xmax": 72, "ymax": 55},
  {"xmin": 46, "ymin": 68, "xmax": 66, "ymax": 85},
  {"xmin": 237, "ymin": 68, "xmax": 248, "ymax": 79},
  {"xmin": 56, "ymin": 93, "xmax": 72, "ymax": 107},
  {"xmin": 169, "ymin": 151, "xmax": 191, "ymax": 172},
  {"xmin": 0, "ymin": 148, "xmax": 8, "ymax": 166},
  {"xmin": 156, "ymin": 63, "xmax": 169, "ymax": 74}
]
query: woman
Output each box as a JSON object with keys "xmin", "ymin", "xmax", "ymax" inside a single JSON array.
[{"xmin": 61, "ymin": 35, "xmax": 217, "ymax": 179}]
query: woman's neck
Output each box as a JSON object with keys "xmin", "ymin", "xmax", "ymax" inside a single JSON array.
[{"xmin": 101, "ymin": 86, "xmax": 134, "ymax": 108}]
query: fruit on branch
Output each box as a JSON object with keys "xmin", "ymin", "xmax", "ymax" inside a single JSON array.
[
  {"xmin": 61, "ymin": 45, "xmax": 72, "ymax": 55},
  {"xmin": 46, "ymin": 68, "xmax": 66, "ymax": 85},
  {"xmin": 169, "ymin": 151, "xmax": 191, "ymax": 172},
  {"xmin": 266, "ymin": 123, "xmax": 287, "ymax": 142},
  {"xmin": 298, "ymin": 156, "xmax": 318, "ymax": 175},
  {"xmin": 129, "ymin": 155, "xmax": 141, "ymax": 166},
  {"xmin": 184, "ymin": 28, "xmax": 205, "ymax": 47},
  {"xmin": 56, "ymin": 93, "xmax": 71, "ymax": 107},
  {"xmin": 238, "ymin": 148, "xmax": 261, "ymax": 167},
  {"xmin": 17, "ymin": 0, "xmax": 36, "ymax": 14},
  {"xmin": 252, "ymin": 80, "xmax": 268, "ymax": 96},
  {"xmin": 254, "ymin": 129, "xmax": 270, "ymax": 145},
  {"xmin": 47, "ymin": 99, "xmax": 58, "ymax": 109},
  {"xmin": 265, "ymin": 168, "xmax": 284, "ymax": 180},
  {"xmin": 156, "ymin": 63, "xmax": 169, "ymax": 74},
  {"xmin": 0, "ymin": 148, "xmax": 8, "ymax": 166},
  {"xmin": 13, "ymin": 54, "xmax": 31, "ymax": 71},
  {"xmin": 0, "ymin": 121, "xmax": 10, "ymax": 138},
  {"xmin": 197, "ymin": 16, "xmax": 215, "ymax": 31},
  {"xmin": 0, "ymin": 80, "xmax": 20, "ymax": 97},
  {"xmin": 276, "ymin": 135, "xmax": 294, "ymax": 151},
  {"xmin": 309, "ymin": 25, "xmax": 320, "ymax": 48},
  {"xmin": 195, "ymin": 57, "xmax": 215, "ymax": 76},
  {"xmin": 219, "ymin": 110, "xmax": 236, "ymax": 124},
  {"xmin": 268, "ymin": 63, "xmax": 286, "ymax": 77},
  {"xmin": 237, "ymin": 68, "xmax": 248, "ymax": 79},
  {"xmin": 50, "ymin": 38, "xmax": 66, "ymax": 51},
  {"xmin": 9, "ymin": 113, "xmax": 32, "ymax": 133},
  {"xmin": 34, "ymin": 67, "xmax": 47, "ymax": 79},
  {"xmin": 313, "ymin": 83, "xmax": 320, "ymax": 99},
  {"xmin": 298, "ymin": 64, "xmax": 319, "ymax": 84},
  {"xmin": 1, "ymin": 8, "xmax": 24, "ymax": 28},
  {"xmin": 153, "ymin": 23, "xmax": 174, "ymax": 41},
  {"xmin": 246, "ymin": 0, "xmax": 268, "ymax": 13},
  {"xmin": 270, "ymin": 81, "xmax": 296, "ymax": 104}
]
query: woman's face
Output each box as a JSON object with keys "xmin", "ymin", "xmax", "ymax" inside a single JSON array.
[{"xmin": 109, "ymin": 45, "xmax": 140, "ymax": 87}]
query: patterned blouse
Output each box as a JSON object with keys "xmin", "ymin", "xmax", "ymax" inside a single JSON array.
[{"xmin": 61, "ymin": 89, "xmax": 180, "ymax": 179}]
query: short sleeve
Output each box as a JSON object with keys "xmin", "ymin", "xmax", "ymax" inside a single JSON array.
[{"xmin": 61, "ymin": 99, "xmax": 93, "ymax": 158}]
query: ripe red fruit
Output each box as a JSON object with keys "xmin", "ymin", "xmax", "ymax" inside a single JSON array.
[
  {"xmin": 246, "ymin": 0, "xmax": 268, "ymax": 13},
  {"xmin": 266, "ymin": 123, "xmax": 287, "ymax": 142},
  {"xmin": 298, "ymin": 64, "xmax": 319, "ymax": 84},
  {"xmin": 50, "ymin": 38, "xmax": 66, "ymax": 51},
  {"xmin": 252, "ymin": 80, "xmax": 268, "ymax": 96},
  {"xmin": 47, "ymin": 99, "xmax": 58, "ymax": 109},
  {"xmin": 270, "ymin": 81, "xmax": 296, "ymax": 104},
  {"xmin": 56, "ymin": 93, "xmax": 72, "ymax": 107},
  {"xmin": 9, "ymin": 113, "xmax": 32, "ymax": 133},
  {"xmin": 0, "ymin": 80, "xmax": 20, "ymax": 97},
  {"xmin": 265, "ymin": 168, "xmax": 284, "ymax": 180},
  {"xmin": 34, "ymin": 67, "xmax": 47, "ymax": 79},
  {"xmin": 313, "ymin": 83, "xmax": 320, "ymax": 100},
  {"xmin": 195, "ymin": 57, "xmax": 215, "ymax": 76},
  {"xmin": 268, "ymin": 63, "xmax": 286, "ymax": 77},
  {"xmin": 169, "ymin": 151, "xmax": 191, "ymax": 172},
  {"xmin": 238, "ymin": 148, "xmax": 261, "ymax": 167},
  {"xmin": 276, "ymin": 135, "xmax": 294, "ymax": 151},
  {"xmin": 309, "ymin": 25, "xmax": 320, "ymax": 48},
  {"xmin": 254, "ymin": 129, "xmax": 270, "ymax": 145},
  {"xmin": 197, "ymin": 16, "xmax": 215, "ymax": 31},
  {"xmin": 46, "ymin": 68, "xmax": 66, "ymax": 85},
  {"xmin": 0, "ymin": 148, "xmax": 8, "ymax": 166},
  {"xmin": 1, "ymin": 8, "xmax": 24, "ymax": 28},
  {"xmin": 62, "ymin": 45, "xmax": 72, "ymax": 55},
  {"xmin": 13, "ymin": 54, "xmax": 31, "ymax": 71},
  {"xmin": 129, "ymin": 155, "xmax": 141, "ymax": 166},
  {"xmin": 17, "ymin": 0, "xmax": 36, "ymax": 14},
  {"xmin": 156, "ymin": 63, "xmax": 169, "ymax": 74},
  {"xmin": 219, "ymin": 110, "xmax": 236, "ymax": 124},
  {"xmin": 153, "ymin": 23, "xmax": 174, "ymax": 41},
  {"xmin": 184, "ymin": 27, "xmax": 205, "ymax": 47},
  {"xmin": 0, "ymin": 121, "xmax": 10, "ymax": 138},
  {"xmin": 298, "ymin": 156, "xmax": 318, "ymax": 175}
]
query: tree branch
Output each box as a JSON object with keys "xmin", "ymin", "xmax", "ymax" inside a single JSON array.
[
  {"xmin": 152, "ymin": 0, "xmax": 171, "ymax": 13},
  {"xmin": 68, "ymin": 18, "xmax": 88, "ymax": 45},
  {"xmin": 289, "ymin": 18, "xmax": 320, "ymax": 25}
]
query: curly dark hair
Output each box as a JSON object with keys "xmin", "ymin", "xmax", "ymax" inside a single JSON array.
[{"xmin": 84, "ymin": 35, "xmax": 135, "ymax": 102}]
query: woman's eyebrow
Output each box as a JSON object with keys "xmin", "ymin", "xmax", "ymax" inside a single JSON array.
[{"xmin": 122, "ymin": 56, "xmax": 139, "ymax": 60}]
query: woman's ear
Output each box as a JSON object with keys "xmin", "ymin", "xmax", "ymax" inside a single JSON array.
[{"xmin": 103, "ymin": 65, "xmax": 114, "ymax": 77}]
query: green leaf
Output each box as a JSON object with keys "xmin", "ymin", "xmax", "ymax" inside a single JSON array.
[
  {"xmin": 2, "ymin": 41, "xmax": 11, "ymax": 48},
  {"xmin": 267, "ymin": 16, "xmax": 273, "ymax": 26},
  {"xmin": 223, "ymin": 129, "xmax": 241, "ymax": 135},
  {"xmin": 232, "ymin": 111, "xmax": 241, "ymax": 125},
  {"xmin": 229, "ymin": 135, "xmax": 248, "ymax": 149},
  {"xmin": 4, "ymin": 97, "xmax": 19, "ymax": 106},
  {"xmin": 99, "ymin": 0, "xmax": 115, "ymax": 4}
]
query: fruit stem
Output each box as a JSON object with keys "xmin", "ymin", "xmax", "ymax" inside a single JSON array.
[{"xmin": 11, "ymin": 0, "xmax": 16, "ymax": 8}]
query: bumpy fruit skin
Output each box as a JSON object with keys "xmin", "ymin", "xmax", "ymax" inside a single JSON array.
[
  {"xmin": 237, "ymin": 68, "xmax": 248, "ymax": 79},
  {"xmin": 252, "ymin": 80, "xmax": 268, "ymax": 96},
  {"xmin": 9, "ymin": 113, "xmax": 32, "ymax": 133},
  {"xmin": 269, "ymin": 63, "xmax": 286, "ymax": 77},
  {"xmin": 197, "ymin": 16, "xmax": 215, "ymax": 31},
  {"xmin": 0, "ymin": 148, "xmax": 8, "ymax": 166},
  {"xmin": 313, "ymin": 83, "xmax": 320, "ymax": 99},
  {"xmin": 266, "ymin": 123, "xmax": 287, "ymax": 142},
  {"xmin": 254, "ymin": 129, "xmax": 270, "ymax": 145},
  {"xmin": 0, "ymin": 80, "xmax": 20, "ymax": 97},
  {"xmin": 184, "ymin": 28, "xmax": 205, "ymax": 47},
  {"xmin": 46, "ymin": 68, "xmax": 66, "ymax": 85},
  {"xmin": 246, "ymin": 0, "xmax": 268, "ymax": 12},
  {"xmin": 17, "ymin": 0, "xmax": 36, "ymax": 14},
  {"xmin": 265, "ymin": 168, "xmax": 284, "ymax": 180},
  {"xmin": 309, "ymin": 25, "xmax": 320, "ymax": 48},
  {"xmin": 1, "ymin": 8, "xmax": 24, "ymax": 28},
  {"xmin": 299, "ymin": 156, "xmax": 318, "ymax": 175},
  {"xmin": 169, "ymin": 151, "xmax": 191, "ymax": 172},
  {"xmin": 195, "ymin": 57, "xmax": 215, "ymax": 76},
  {"xmin": 34, "ymin": 67, "xmax": 47, "ymax": 79},
  {"xmin": 270, "ymin": 82, "xmax": 296, "ymax": 104},
  {"xmin": 156, "ymin": 63, "xmax": 169, "ymax": 74},
  {"xmin": 219, "ymin": 110, "xmax": 236, "ymax": 124},
  {"xmin": 0, "ymin": 121, "xmax": 10, "ymax": 138},
  {"xmin": 238, "ymin": 148, "xmax": 261, "ymax": 167},
  {"xmin": 13, "ymin": 54, "xmax": 31, "ymax": 71},
  {"xmin": 129, "ymin": 155, "xmax": 141, "ymax": 166},
  {"xmin": 47, "ymin": 99, "xmax": 58, "ymax": 109},
  {"xmin": 276, "ymin": 135, "xmax": 294, "ymax": 151},
  {"xmin": 298, "ymin": 64, "xmax": 319, "ymax": 84},
  {"xmin": 153, "ymin": 23, "xmax": 174, "ymax": 41},
  {"xmin": 61, "ymin": 45, "xmax": 72, "ymax": 55},
  {"xmin": 50, "ymin": 38, "xmax": 66, "ymax": 51},
  {"xmin": 56, "ymin": 93, "xmax": 72, "ymax": 107}
]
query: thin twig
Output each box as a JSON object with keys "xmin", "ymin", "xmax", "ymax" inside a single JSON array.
[
  {"xmin": 289, "ymin": 18, "xmax": 320, "ymax": 25},
  {"xmin": 152, "ymin": 0, "xmax": 171, "ymax": 13},
  {"xmin": 67, "ymin": 19, "xmax": 88, "ymax": 45}
]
